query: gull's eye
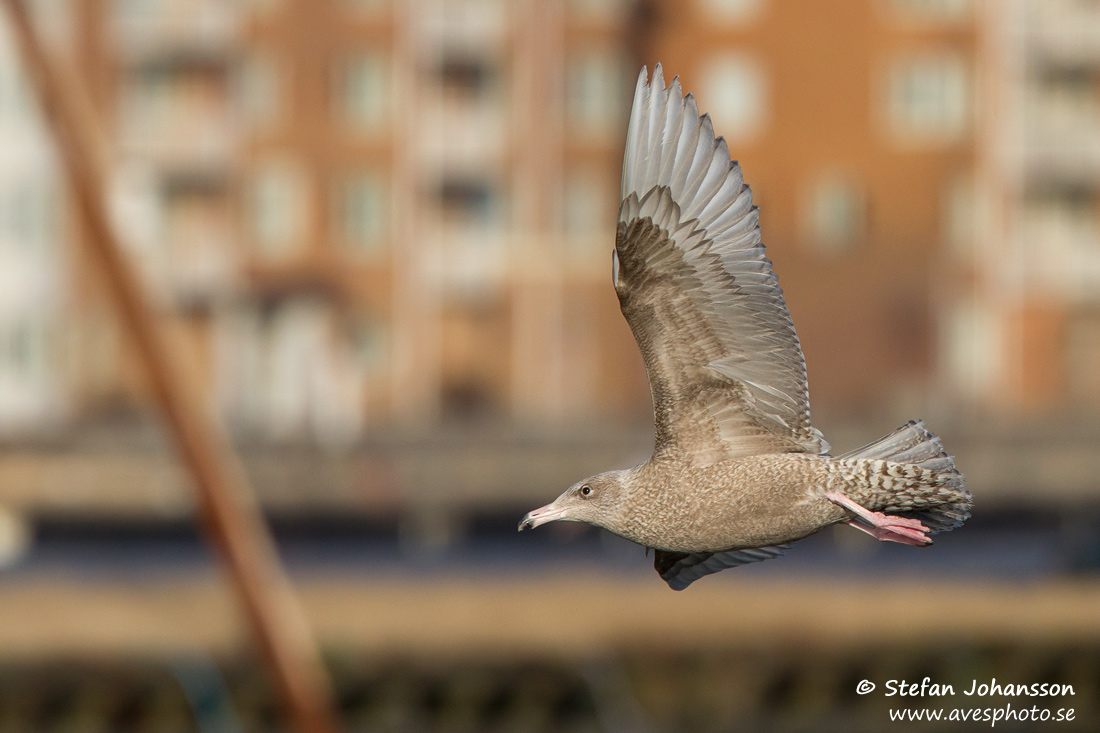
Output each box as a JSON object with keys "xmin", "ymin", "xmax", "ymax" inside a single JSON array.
[{"xmin": 580, "ymin": 485, "xmax": 592, "ymax": 497}]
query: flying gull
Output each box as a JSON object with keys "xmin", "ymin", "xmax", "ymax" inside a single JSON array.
[{"xmin": 519, "ymin": 65, "xmax": 971, "ymax": 590}]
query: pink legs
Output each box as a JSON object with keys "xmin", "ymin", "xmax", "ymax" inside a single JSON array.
[{"xmin": 824, "ymin": 492, "xmax": 932, "ymax": 546}]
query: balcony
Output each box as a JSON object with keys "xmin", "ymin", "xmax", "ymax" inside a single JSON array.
[
  {"xmin": 418, "ymin": 96, "xmax": 509, "ymax": 169},
  {"xmin": 1017, "ymin": 199, "xmax": 1100, "ymax": 300},
  {"xmin": 117, "ymin": 89, "xmax": 237, "ymax": 177},
  {"xmin": 1023, "ymin": 129, "xmax": 1100, "ymax": 185},
  {"xmin": 426, "ymin": 228, "xmax": 510, "ymax": 298},
  {"xmin": 123, "ymin": 125, "xmax": 235, "ymax": 178},
  {"xmin": 112, "ymin": 0, "xmax": 240, "ymax": 64},
  {"xmin": 1029, "ymin": 0, "xmax": 1100, "ymax": 67}
]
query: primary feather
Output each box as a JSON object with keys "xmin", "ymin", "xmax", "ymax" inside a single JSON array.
[{"xmin": 616, "ymin": 64, "xmax": 828, "ymax": 464}]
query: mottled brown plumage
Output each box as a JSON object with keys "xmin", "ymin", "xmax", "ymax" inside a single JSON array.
[{"xmin": 519, "ymin": 65, "xmax": 971, "ymax": 590}]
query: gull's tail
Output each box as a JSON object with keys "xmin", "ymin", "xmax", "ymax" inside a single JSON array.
[{"xmin": 837, "ymin": 420, "xmax": 971, "ymax": 534}]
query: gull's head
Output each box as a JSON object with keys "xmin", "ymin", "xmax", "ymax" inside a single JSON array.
[{"xmin": 518, "ymin": 470, "xmax": 628, "ymax": 532}]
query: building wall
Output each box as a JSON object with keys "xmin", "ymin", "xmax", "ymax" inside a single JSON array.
[
  {"xmin": 969, "ymin": 0, "xmax": 1100, "ymax": 414},
  {"xmin": 59, "ymin": 0, "xmax": 642, "ymax": 441},
  {"xmin": 0, "ymin": 6, "xmax": 74, "ymax": 434},
  {"xmin": 2, "ymin": 0, "xmax": 1097, "ymax": 442},
  {"xmin": 645, "ymin": 0, "xmax": 976, "ymax": 418}
]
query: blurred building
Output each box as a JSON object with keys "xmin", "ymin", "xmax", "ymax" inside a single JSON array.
[
  {"xmin": 0, "ymin": 1, "xmax": 72, "ymax": 433},
  {"xmin": 0, "ymin": 0, "xmax": 654, "ymax": 444},
  {"xmin": 963, "ymin": 0, "xmax": 1100, "ymax": 414},
  {"xmin": 0, "ymin": 8, "xmax": 1098, "ymax": 726},
  {"xmin": 0, "ymin": 0, "xmax": 1099, "ymax": 444},
  {"xmin": 644, "ymin": 0, "xmax": 977, "ymax": 418},
  {"xmin": 645, "ymin": 0, "xmax": 1100, "ymax": 420}
]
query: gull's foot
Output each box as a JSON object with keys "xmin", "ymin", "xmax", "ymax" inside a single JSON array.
[
  {"xmin": 843, "ymin": 518, "xmax": 931, "ymax": 546},
  {"xmin": 824, "ymin": 491, "xmax": 932, "ymax": 546}
]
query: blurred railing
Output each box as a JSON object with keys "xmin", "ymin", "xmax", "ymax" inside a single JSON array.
[
  {"xmin": 1024, "ymin": 132, "xmax": 1100, "ymax": 187},
  {"xmin": 110, "ymin": 0, "xmax": 239, "ymax": 63},
  {"xmin": 2, "ymin": 418, "xmax": 1099, "ymax": 523}
]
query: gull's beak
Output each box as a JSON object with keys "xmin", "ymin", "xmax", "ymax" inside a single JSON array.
[{"xmin": 518, "ymin": 500, "xmax": 568, "ymax": 531}]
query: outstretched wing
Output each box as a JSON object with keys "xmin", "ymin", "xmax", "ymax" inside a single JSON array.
[
  {"xmin": 654, "ymin": 545, "xmax": 789, "ymax": 591},
  {"xmin": 615, "ymin": 65, "xmax": 828, "ymax": 464}
]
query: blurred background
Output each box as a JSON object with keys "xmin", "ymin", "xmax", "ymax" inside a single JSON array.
[{"xmin": 0, "ymin": 0, "xmax": 1099, "ymax": 730}]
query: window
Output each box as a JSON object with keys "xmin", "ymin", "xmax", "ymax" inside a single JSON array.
[
  {"xmin": 562, "ymin": 172, "xmax": 613, "ymax": 267},
  {"xmin": 0, "ymin": 54, "xmax": 34, "ymax": 126},
  {"xmin": 1029, "ymin": 68, "xmax": 1098, "ymax": 138},
  {"xmin": 250, "ymin": 158, "xmax": 308, "ymax": 258},
  {"xmin": 420, "ymin": 0, "xmax": 508, "ymax": 51},
  {"xmin": 886, "ymin": 54, "xmax": 969, "ymax": 143},
  {"xmin": 0, "ymin": 310, "xmax": 63, "ymax": 428},
  {"xmin": 567, "ymin": 0, "xmax": 630, "ymax": 21},
  {"xmin": 336, "ymin": 52, "xmax": 390, "ymax": 130},
  {"xmin": 1067, "ymin": 313, "xmax": 1100, "ymax": 406},
  {"xmin": 0, "ymin": 178, "xmax": 59, "ymax": 255},
  {"xmin": 352, "ymin": 315, "xmax": 387, "ymax": 371},
  {"xmin": 120, "ymin": 65, "xmax": 226, "ymax": 148},
  {"xmin": 698, "ymin": 0, "xmax": 764, "ymax": 23},
  {"xmin": 243, "ymin": 0, "xmax": 282, "ymax": 14},
  {"xmin": 237, "ymin": 53, "xmax": 280, "ymax": 129},
  {"xmin": 887, "ymin": 0, "xmax": 970, "ymax": 23},
  {"xmin": 439, "ymin": 55, "xmax": 495, "ymax": 98},
  {"xmin": 223, "ymin": 299, "xmax": 364, "ymax": 442},
  {"xmin": 1023, "ymin": 189, "xmax": 1099, "ymax": 256},
  {"xmin": 437, "ymin": 177, "xmax": 501, "ymax": 230},
  {"xmin": 563, "ymin": 172, "xmax": 612, "ymax": 236},
  {"xmin": 27, "ymin": 0, "xmax": 74, "ymax": 43},
  {"xmin": 566, "ymin": 51, "xmax": 628, "ymax": 135},
  {"xmin": 0, "ymin": 315, "xmax": 53, "ymax": 409},
  {"xmin": 803, "ymin": 173, "xmax": 866, "ymax": 253},
  {"xmin": 944, "ymin": 302, "xmax": 1001, "ymax": 397},
  {"xmin": 0, "ymin": 319, "xmax": 40, "ymax": 380},
  {"xmin": 10, "ymin": 180, "xmax": 57, "ymax": 253},
  {"xmin": 700, "ymin": 53, "xmax": 766, "ymax": 141},
  {"xmin": 120, "ymin": 65, "xmax": 174, "ymax": 131},
  {"xmin": 162, "ymin": 184, "xmax": 232, "ymax": 290},
  {"xmin": 335, "ymin": 171, "xmax": 388, "ymax": 256},
  {"xmin": 943, "ymin": 175, "xmax": 977, "ymax": 257},
  {"xmin": 338, "ymin": 0, "xmax": 389, "ymax": 15},
  {"xmin": 113, "ymin": 0, "xmax": 161, "ymax": 22}
]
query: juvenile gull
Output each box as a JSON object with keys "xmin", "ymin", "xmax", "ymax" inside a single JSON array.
[{"xmin": 519, "ymin": 65, "xmax": 971, "ymax": 590}]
